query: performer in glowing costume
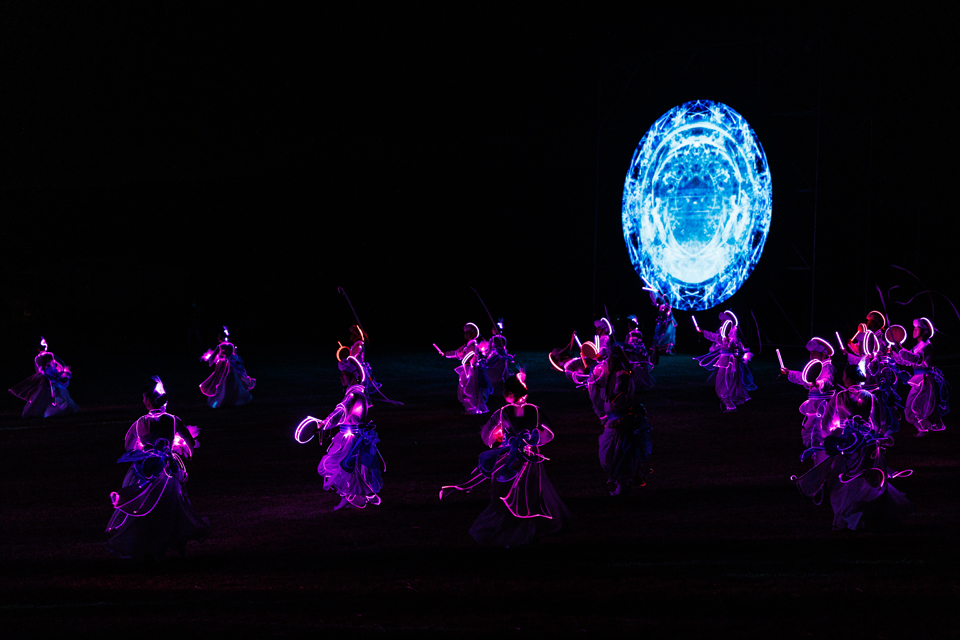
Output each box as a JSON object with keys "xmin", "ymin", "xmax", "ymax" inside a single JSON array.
[
  {"xmin": 479, "ymin": 323, "xmax": 514, "ymax": 398},
  {"xmin": 694, "ymin": 310, "xmax": 757, "ymax": 412},
  {"xmin": 438, "ymin": 322, "xmax": 492, "ymax": 414},
  {"xmin": 440, "ymin": 373, "xmax": 570, "ymax": 546},
  {"xmin": 9, "ymin": 337, "xmax": 78, "ymax": 418},
  {"xmin": 651, "ymin": 292, "xmax": 677, "ymax": 354},
  {"xmin": 890, "ymin": 317, "xmax": 951, "ymax": 436},
  {"xmin": 780, "ymin": 337, "xmax": 837, "ymax": 449},
  {"xmin": 199, "ymin": 327, "xmax": 256, "ymax": 408},
  {"xmin": 342, "ymin": 324, "xmax": 382, "ymax": 398},
  {"xmin": 793, "ymin": 365, "xmax": 913, "ymax": 530},
  {"xmin": 105, "ymin": 378, "xmax": 209, "ymax": 559},
  {"xmin": 294, "ymin": 356, "xmax": 384, "ymax": 510},
  {"xmin": 841, "ymin": 311, "xmax": 886, "ymax": 365},
  {"xmin": 598, "ymin": 345, "xmax": 652, "ymax": 495},
  {"xmin": 622, "ymin": 315, "xmax": 656, "ymax": 390}
]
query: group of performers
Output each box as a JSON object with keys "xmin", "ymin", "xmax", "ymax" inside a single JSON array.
[
  {"xmin": 781, "ymin": 311, "xmax": 951, "ymax": 530},
  {"xmin": 6, "ymin": 301, "xmax": 953, "ymax": 557}
]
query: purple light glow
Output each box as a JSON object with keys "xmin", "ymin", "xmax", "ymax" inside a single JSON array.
[
  {"xmin": 776, "ymin": 348, "xmax": 784, "ymax": 369},
  {"xmin": 40, "ymin": 336, "xmax": 48, "ymax": 351},
  {"xmin": 152, "ymin": 376, "xmax": 166, "ymax": 397},
  {"xmin": 295, "ymin": 416, "xmax": 323, "ymax": 443}
]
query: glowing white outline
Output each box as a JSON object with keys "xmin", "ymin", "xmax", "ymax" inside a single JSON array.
[{"xmin": 295, "ymin": 416, "xmax": 323, "ymax": 443}]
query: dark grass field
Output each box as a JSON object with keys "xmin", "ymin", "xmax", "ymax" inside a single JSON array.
[{"xmin": 2, "ymin": 350, "xmax": 958, "ymax": 637}]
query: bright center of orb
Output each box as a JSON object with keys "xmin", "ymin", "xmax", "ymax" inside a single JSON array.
[{"xmin": 622, "ymin": 101, "xmax": 771, "ymax": 311}]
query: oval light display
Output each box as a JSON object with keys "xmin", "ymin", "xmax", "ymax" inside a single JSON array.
[{"xmin": 622, "ymin": 100, "xmax": 772, "ymax": 311}]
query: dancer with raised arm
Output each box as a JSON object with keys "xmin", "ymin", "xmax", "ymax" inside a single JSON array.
[
  {"xmin": 105, "ymin": 377, "xmax": 209, "ymax": 560},
  {"xmin": 294, "ymin": 356, "xmax": 384, "ymax": 510},
  {"xmin": 780, "ymin": 337, "xmax": 837, "ymax": 450},
  {"xmin": 199, "ymin": 326, "xmax": 256, "ymax": 408},
  {"xmin": 694, "ymin": 310, "xmax": 757, "ymax": 412},
  {"xmin": 437, "ymin": 322, "xmax": 491, "ymax": 414},
  {"xmin": 440, "ymin": 372, "xmax": 570, "ymax": 547},
  {"xmin": 9, "ymin": 337, "xmax": 78, "ymax": 418},
  {"xmin": 651, "ymin": 292, "xmax": 677, "ymax": 354}
]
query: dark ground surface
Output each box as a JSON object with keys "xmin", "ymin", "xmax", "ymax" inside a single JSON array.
[{"xmin": 2, "ymin": 349, "xmax": 958, "ymax": 638}]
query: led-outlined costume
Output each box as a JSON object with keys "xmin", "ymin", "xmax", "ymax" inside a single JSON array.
[
  {"xmin": 890, "ymin": 318, "xmax": 951, "ymax": 436},
  {"xmin": 294, "ymin": 357, "xmax": 384, "ymax": 510},
  {"xmin": 105, "ymin": 378, "xmax": 209, "ymax": 559},
  {"xmin": 651, "ymin": 293, "xmax": 678, "ymax": 354},
  {"xmin": 479, "ymin": 329, "xmax": 514, "ymax": 397},
  {"xmin": 793, "ymin": 366, "xmax": 913, "ymax": 530},
  {"xmin": 694, "ymin": 310, "xmax": 756, "ymax": 412},
  {"xmin": 440, "ymin": 373, "xmax": 570, "ymax": 547},
  {"xmin": 623, "ymin": 316, "xmax": 656, "ymax": 391},
  {"xmin": 9, "ymin": 337, "xmax": 78, "ymax": 418},
  {"xmin": 199, "ymin": 327, "xmax": 256, "ymax": 408},
  {"xmin": 438, "ymin": 322, "xmax": 492, "ymax": 415},
  {"xmin": 781, "ymin": 338, "xmax": 837, "ymax": 449}
]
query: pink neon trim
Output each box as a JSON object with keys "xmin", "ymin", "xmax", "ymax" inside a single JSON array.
[{"xmin": 295, "ymin": 416, "xmax": 322, "ymax": 443}]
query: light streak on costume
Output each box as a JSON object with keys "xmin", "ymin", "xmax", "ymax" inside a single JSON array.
[{"xmin": 8, "ymin": 338, "xmax": 78, "ymax": 418}]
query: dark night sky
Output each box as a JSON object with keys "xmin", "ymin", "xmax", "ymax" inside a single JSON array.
[{"xmin": 1, "ymin": 5, "xmax": 957, "ymax": 364}]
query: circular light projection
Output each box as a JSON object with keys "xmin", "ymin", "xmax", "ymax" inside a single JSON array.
[{"xmin": 622, "ymin": 100, "xmax": 772, "ymax": 311}]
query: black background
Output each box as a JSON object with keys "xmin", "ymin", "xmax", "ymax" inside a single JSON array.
[{"xmin": 2, "ymin": 5, "xmax": 957, "ymax": 364}]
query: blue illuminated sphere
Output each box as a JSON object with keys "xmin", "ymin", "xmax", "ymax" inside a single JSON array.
[{"xmin": 622, "ymin": 100, "xmax": 772, "ymax": 311}]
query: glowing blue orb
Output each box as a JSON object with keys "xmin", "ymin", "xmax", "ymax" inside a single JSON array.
[{"xmin": 622, "ymin": 100, "xmax": 772, "ymax": 311}]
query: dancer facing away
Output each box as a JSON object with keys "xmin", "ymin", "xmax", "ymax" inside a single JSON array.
[
  {"xmin": 9, "ymin": 337, "xmax": 78, "ymax": 418},
  {"xmin": 437, "ymin": 322, "xmax": 492, "ymax": 415},
  {"xmin": 694, "ymin": 310, "xmax": 757, "ymax": 412},
  {"xmin": 199, "ymin": 325, "xmax": 256, "ymax": 408},
  {"xmin": 623, "ymin": 315, "xmax": 656, "ymax": 391},
  {"xmin": 599, "ymin": 345, "xmax": 653, "ymax": 496},
  {"xmin": 294, "ymin": 356, "xmax": 384, "ymax": 510},
  {"xmin": 441, "ymin": 372, "xmax": 571, "ymax": 547},
  {"xmin": 105, "ymin": 377, "xmax": 209, "ymax": 560},
  {"xmin": 890, "ymin": 317, "xmax": 951, "ymax": 436},
  {"xmin": 792, "ymin": 365, "xmax": 913, "ymax": 530},
  {"xmin": 781, "ymin": 337, "xmax": 837, "ymax": 450}
]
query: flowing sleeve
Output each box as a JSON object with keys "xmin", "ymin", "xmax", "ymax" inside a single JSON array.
[{"xmin": 123, "ymin": 418, "xmax": 145, "ymax": 451}]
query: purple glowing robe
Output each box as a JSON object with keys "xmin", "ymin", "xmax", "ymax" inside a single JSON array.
[
  {"xmin": 891, "ymin": 340, "xmax": 950, "ymax": 433},
  {"xmin": 105, "ymin": 410, "xmax": 209, "ymax": 559},
  {"xmin": 316, "ymin": 384, "xmax": 383, "ymax": 508},
  {"xmin": 8, "ymin": 351, "xmax": 78, "ymax": 418},
  {"xmin": 441, "ymin": 401, "xmax": 571, "ymax": 547},
  {"xmin": 200, "ymin": 342, "xmax": 256, "ymax": 408}
]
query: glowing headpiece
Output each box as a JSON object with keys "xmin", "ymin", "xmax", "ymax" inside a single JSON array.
[
  {"xmin": 805, "ymin": 337, "xmax": 834, "ymax": 357},
  {"xmin": 335, "ymin": 342, "xmax": 351, "ymax": 362},
  {"xmin": 862, "ymin": 331, "xmax": 881, "ymax": 358},
  {"xmin": 914, "ymin": 317, "xmax": 935, "ymax": 338},
  {"xmin": 222, "ymin": 325, "xmax": 229, "ymax": 339},
  {"xmin": 885, "ymin": 325, "xmax": 907, "ymax": 346},
  {"xmin": 152, "ymin": 376, "xmax": 166, "ymax": 397},
  {"xmin": 801, "ymin": 359, "xmax": 823, "ymax": 385},
  {"xmin": 338, "ymin": 355, "xmax": 366, "ymax": 384},
  {"xmin": 719, "ymin": 310, "xmax": 739, "ymax": 327},
  {"xmin": 464, "ymin": 322, "xmax": 479, "ymax": 340},
  {"xmin": 866, "ymin": 311, "xmax": 887, "ymax": 330},
  {"xmin": 594, "ymin": 317, "xmax": 613, "ymax": 336},
  {"xmin": 720, "ymin": 319, "xmax": 734, "ymax": 340},
  {"xmin": 39, "ymin": 337, "xmax": 48, "ymax": 351}
]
